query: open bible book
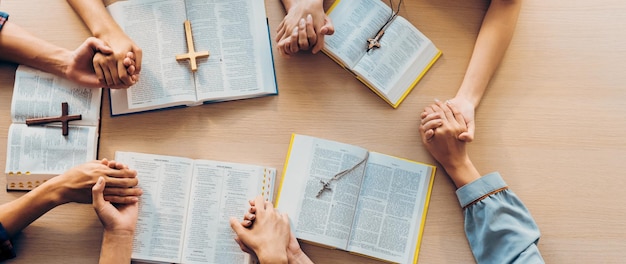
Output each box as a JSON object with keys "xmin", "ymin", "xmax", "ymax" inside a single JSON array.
[
  {"xmin": 114, "ymin": 151, "xmax": 276, "ymax": 264},
  {"xmin": 276, "ymin": 134, "xmax": 436, "ymax": 263},
  {"xmin": 107, "ymin": 0, "xmax": 277, "ymax": 116},
  {"xmin": 4, "ymin": 65, "xmax": 101, "ymax": 190},
  {"xmin": 323, "ymin": 0, "xmax": 441, "ymax": 108}
]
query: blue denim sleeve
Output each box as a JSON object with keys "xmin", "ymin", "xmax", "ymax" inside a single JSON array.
[
  {"xmin": 456, "ymin": 172, "xmax": 544, "ymax": 264},
  {"xmin": 0, "ymin": 11, "xmax": 8, "ymax": 31}
]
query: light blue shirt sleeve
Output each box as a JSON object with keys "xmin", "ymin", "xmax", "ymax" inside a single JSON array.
[{"xmin": 456, "ymin": 172, "xmax": 544, "ymax": 264}]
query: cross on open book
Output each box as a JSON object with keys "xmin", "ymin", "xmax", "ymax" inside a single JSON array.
[
  {"xmin": 316, "ymin": 152, "xmax": 369, "ymax": 198},
  {"xmin": 176, "ymin": 20, "xmax": 209, "ymax": 71},
  {"xmin": 25, "ymin": 102, "xmax": 82, "ymax": 136}
]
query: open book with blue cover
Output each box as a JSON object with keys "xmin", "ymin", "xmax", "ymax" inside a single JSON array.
[{"xmin": 107, "ymin": 0, "xmax": 277, "ymax": 115}]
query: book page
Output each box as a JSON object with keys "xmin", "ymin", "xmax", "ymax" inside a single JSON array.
[
  {"xmin": 185, "ymin": 0, "xmax": 277, "ymax": 102},
  {"xmin": 107, "ymin": 0, "xmax": 196, "ymax": 115},
  {"xmin": 323, "ymin": 0, "xmax": 391, "ymax": 68},
  {"xmin": 347, "ymin": 152, "xmax": 434, "ymax": 263},
  {"xmin": 181, "ymin": 160, "xmax": 275, "ymax": 264},
  {"xmin": 277, "ymin": 134, "xmax": 368, "ymax": 250},
  {"xmin": 115, "ymin": 151, "xmax": 195, "ymax": 264},
  {"xmin": 352, "ymin": 16, "xmax": 440, "ymax": 105},
  {"xmin": 11, "ymin": 65, "xmax": 101, "ymax": 126},
  {"xmin": 5, "ymin": 124, "xmax": 97, "ymax": 175}
]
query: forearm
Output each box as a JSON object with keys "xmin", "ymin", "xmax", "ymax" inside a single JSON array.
[
  {"xmin": 99, "ymin": 230, "xmax": 134, "ymax": 264},
  {"xmin": 66, "ymin": 0, "xmax": 124, "ymax": 40},
  {"xmin": 456, "ymin": 0, "xmax": 521, "ymax": 107},
  {"xmin": 0, "ymin": 182, "xmax": 62, "ymax": 237},
  {"xmin": 281, "ymin": 0, "xmax": 324, "ymax": 13},
  {"xmin": 0, "ymin": 22, "xmax": 71, "ymax": 76},
  {"xmin": 442, "ymin": 157, "xmax": 482, "ymax": 189},
  {"xmin": 288, "ymin": 250, "xmax": 314, "ymax": 264}
]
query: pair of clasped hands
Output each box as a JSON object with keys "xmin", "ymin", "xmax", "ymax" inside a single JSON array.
[
  {"xmin": 276, "ymin": 0, "xmax": 335, "ymax": 56},
  {"xmin": 69, "ymin": 34, "xmax": 141, "ymax": 89}
]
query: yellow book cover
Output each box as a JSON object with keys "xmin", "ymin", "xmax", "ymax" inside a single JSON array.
[
  {"xmin": 276, "ymin": 134, "xmax": 436, "ymax": 263},
  {"xmin": 322, "ymin": 0, "xmax": 441, "ymax": 108}
]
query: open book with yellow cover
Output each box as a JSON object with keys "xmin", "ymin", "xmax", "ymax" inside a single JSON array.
[
  {"xmin": 276, "ymin": 134, "xmax": 436, "ymax": 263},
  {"xmin": 323, "ymin": 0, "xmax": 441, "ymax": 108}
]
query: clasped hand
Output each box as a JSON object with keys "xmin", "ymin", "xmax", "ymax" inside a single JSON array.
[
  {"xmin": 276, "ymin": 0, "xmax": 334, "ymax": 56},
  {"xmin": 48, "ymin": 159, "xmax": 141, "ymax": 205}
]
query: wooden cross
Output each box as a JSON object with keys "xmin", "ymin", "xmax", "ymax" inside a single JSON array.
[
  {"xmin": 176, "ymin": 20, "xmax": 209, "ymax": 71},
  {"xmin": 25, "ymin": 102, "xmax": 82, "ymax": 136},
  {"xmin": 366, "ymin": 30, "xmax": 383, "ymax": 52}
]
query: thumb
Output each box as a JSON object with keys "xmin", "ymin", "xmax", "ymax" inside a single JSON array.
[
  {"xmin": 92, "ymin": 177, "xmax": 106, "ymax": 209},
  {"xmin": 86, "ymin": 37, "xmax": 113, "ymax": 55},
  {"xmin": 458, "ymin": 130, "xmax": 474, "ymax": 142},
  {"xmin": 459, "ymin": 121, "xmax": 475, "ymax": 142},
  {"xmin": 322, "ymin": 17, "xmax": 335, "ymax": 35}
]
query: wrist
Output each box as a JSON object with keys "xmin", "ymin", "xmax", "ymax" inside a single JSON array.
[
  {"xmin": 100, "ymin": 230, "xmax": 134, "ymax": 264},
  {"xmin": 257, "ymin": 248, "xmax": 288, "ymax": 264},
  {"xmin": 30, "ymin": 45, "xmax": 72, "ymax": 80},
  {"xmin": 442, "ymin": 157, "xmax": 481, "ymax": 189},
  {"xmin": 35, "ymin": 176, "xmax": 70, "ymax": 207},
  {"xmin": 452, "ymin": 93, "xmax": 477, "ymax": 110},
  {"xmin": 103, "ymin": 229, "xmax": 134, "ymax": 241},
  {"xmin": 282, "ymin": 0, "xmax": 296, "ymax": 11},
  {"xmin": 288, "ymin": 247, "xmax": 311, "ymax": 264}
]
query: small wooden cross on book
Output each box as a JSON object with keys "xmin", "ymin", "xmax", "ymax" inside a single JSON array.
[
  {"xmin": 176, "ymin": 20, "xmax": 209, "ymax": 71},
  {"xmin": 25, "ymin": 102, "xmax": 82, "ymax": 136},
  {"xmin": 366, "ymin": 30, "xmax": 383, "ymax": 52}
]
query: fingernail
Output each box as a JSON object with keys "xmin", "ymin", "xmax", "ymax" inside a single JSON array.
[
  {"xmin": 249, "ymin": 214, "xmax": 255, "ymax": 220},
  {"xmin": 445, "ymin": 100, "xmax": 451, "ymax": 105},
  {"xmin": 434, "ymin": 98, "xmax": 440, "ymax": 102},
  {"xmin": 299, "ymin": 18, "xmax": 305, "ymax": 27},
  {"xmin": 293, "ymin": 26, "xmax": 298, "ymax": 34},
  {"xmin": 307, "ymin": 14, "xmax": 313, "ymax": 23}
]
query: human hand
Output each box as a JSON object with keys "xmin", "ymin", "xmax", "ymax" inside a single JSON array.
[
  {"xmin": 230, "ymin": 196, "xmax": 290, "ymax": 264},
  {"xmin": 420, "ymin": 97, "xmax": 476, "ymax": 142},
  {"xmin": 62, "ymin": 37, "xmax": 114, "ymax": 88},
  {"xmin": 93, "ymin": 33, "xmax": 142, "ymax": 89},
  {"xmin": 93, "ymin": 50, "xmax": 138, "ymax": 89},
  {"xmin": 419, "ymin": 100, "xmax": 470, "ymax": 169},
  {"xmin": 447, "ymin": 96, "xmax": 476, "ymax": 142},
  {"xmin": 47, "ymin": 159, "xmax": 141, "ymax": 205},
  {"xmin": 92, "ymin": 176, "xmax": 139, "ymax": 234},
  {"xmin": 276, "ymin": 0, "xmax": 334, "ymax": 55}
]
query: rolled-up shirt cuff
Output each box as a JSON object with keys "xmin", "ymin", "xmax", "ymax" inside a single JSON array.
[
  {"xmin": 455, "ymin": 172, "xmax": 508, "ymax": 209},
  {"xmin": 0, "ymin": 12, "xmax": 9, "ymax": 31}
]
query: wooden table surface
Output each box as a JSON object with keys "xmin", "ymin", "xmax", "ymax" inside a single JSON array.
[{"xmin": 1, "ymin": 0, "xmax": 625, "ymax": 263}]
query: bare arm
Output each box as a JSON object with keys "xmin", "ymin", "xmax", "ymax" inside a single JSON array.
[
  {"xmin": 0, "ymin": 22, "xmax": 90, "ymax": 82},
  {"xmin": 66, "ymin": 0, "xmax": 142, "ymax": 88},
  {"xmin": 66, "ymin": 0, "xmax": 124, "ymax": 42},
  {"xmin": 457, "ymin": 0, "xmax": 522, "ymax": 106},
  {"xmin": 449, "ymin": 0, "xmax": 522, "ymax": 141},
  {"xmin": 0, "ymin": 160, "xmax": 139, "ymax": 237}
]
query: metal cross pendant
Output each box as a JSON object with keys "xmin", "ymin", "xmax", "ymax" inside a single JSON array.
[
  {"xmin": 316, "ymin": 180, "xmax": 333, "ymax": 198},
  {"xmin": 315, "ymin": 152, "xmax": 369, "ymax": 199},
  {"xmin": 25, "ymin": 102, "xmax": 82, "ymax": 136}
]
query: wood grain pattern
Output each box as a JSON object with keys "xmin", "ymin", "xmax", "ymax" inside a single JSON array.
[{"xmin": 0, "ymin": 0, "xmax": 625, "ymax": 263}]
